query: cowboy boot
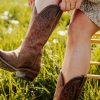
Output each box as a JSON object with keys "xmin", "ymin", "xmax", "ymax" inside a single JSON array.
[
  {"xmin": 0, "ymin": 5, "xmax": 62, "ymax": 81},
  {"xmin": 53, "ymin": 71, "xmax": 87, "ymax": 100}
]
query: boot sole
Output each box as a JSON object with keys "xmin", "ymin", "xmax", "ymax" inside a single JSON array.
[{"xmin": 0, "ymin": 56, "xmax": 39, "ymax": 81}]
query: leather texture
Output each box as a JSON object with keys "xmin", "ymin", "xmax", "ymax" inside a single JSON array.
[
  {"xmin": 53, "ymin": 71, "xmax": 86, "ymax": 100},
  {"xmin": 0, "ymin": 5, "xmax": 62, "ymax": 80}
]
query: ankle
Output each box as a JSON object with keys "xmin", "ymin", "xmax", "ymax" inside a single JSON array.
[{"xmin": 61, "ymin": 69, "xmax": 86, "ymax": 84}]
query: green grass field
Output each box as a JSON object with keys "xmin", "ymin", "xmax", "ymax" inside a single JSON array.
[{"xmin": 0, "ymin": 0, "xmax": 100, "ymax": 100}]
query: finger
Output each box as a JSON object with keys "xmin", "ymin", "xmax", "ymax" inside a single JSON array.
[
  {"xmin": 70, "ymin": 0, "xmax": 76, "ymax": 10},
  {"xmin": 60, "ymin": 0, "xmax": 71, "ymax": 11},
  {"xmin": 60, "ymin": 0, "xmax": 66, "ymax": 11},
  {"xmin": 29, "ymin": 0, "xmax": 35, "ymax": 8},
  {"xmin": 75, "ymin": 0, "xmax": 82, "ymax": 9},
  {"xmin": 66, "ymin": 0, "xmax": 71, "ymax": 11},
  {"xmin": 32, "ymin": 0, "xmax": 35, "ymax": 7}
]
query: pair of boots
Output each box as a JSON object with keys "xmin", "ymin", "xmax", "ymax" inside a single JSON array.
[{"xmin": 0, "ymin": 4, "xmax": 86, "ymax": 100}]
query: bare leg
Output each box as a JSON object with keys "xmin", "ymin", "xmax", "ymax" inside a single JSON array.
[
  {"xmin": 53, "ymin": 9, "xmax": 99, "ymax": 100},
  {"xmin": 62, "ymin": 9, "xmax": 99, "ymax": 83}
]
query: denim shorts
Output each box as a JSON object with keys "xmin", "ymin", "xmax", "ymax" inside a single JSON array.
[{"xmin": 80, "ymin": 0, "xmax": 100, "ymax": 27}]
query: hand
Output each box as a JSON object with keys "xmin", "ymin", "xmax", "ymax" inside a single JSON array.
[
  {"xmin": 59, "ymin": 0, "xmax": 82, "ymax": 11},
  {"xmin": 28, "ymin": 0, "xmax": 35, "ymax": 8}
]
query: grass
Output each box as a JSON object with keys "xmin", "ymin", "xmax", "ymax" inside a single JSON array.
[{"xmin": 0, "ymin": 0, "xmax": 100, "ymax": 100}]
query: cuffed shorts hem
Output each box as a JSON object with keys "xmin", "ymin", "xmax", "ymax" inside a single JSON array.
[{"xmin": 80, "ymin": 0, "xmax": 100, "ymax": 27}]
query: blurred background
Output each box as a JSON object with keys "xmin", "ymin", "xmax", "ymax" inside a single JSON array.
[{"xmin": 0, "ymin": 0, "xmax": 100, "ymax": 100}]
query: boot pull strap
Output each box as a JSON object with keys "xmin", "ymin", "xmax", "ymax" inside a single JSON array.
[
  {"xmin": 60, "ymin": 70, "xmax": 65, "ymax": 86},
  {"xmin": 58, "ymin": 0, "xmax": 62, "ymax": 5}
]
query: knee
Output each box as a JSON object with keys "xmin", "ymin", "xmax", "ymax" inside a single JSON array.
[
  {"xmin": 67, "ymin": 22, "xmax": 90, "ymax": 46},
  {"xmin": 67, "ymin": 9, "xmax": 99, "ymax": 46}
]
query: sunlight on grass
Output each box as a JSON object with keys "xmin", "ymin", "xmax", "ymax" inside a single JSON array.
[{"xmin": 0, "ymin": 0, "xmax": 100, "ymax": 100}]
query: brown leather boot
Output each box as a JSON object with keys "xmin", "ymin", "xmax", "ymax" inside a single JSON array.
[
  {"xmin": 53, "ymin": 71, "xmax": 86, "ymax": 100},
  {"xmin": 0, "ymin": 5, "xmax": 62, "ymax": 81}
]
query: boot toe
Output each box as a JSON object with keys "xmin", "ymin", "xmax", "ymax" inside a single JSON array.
[{"xmin": 0, "ymin": 49, "xmax": 17, "ymax": 71}]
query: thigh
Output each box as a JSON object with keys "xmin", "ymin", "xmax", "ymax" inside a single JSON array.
[
  {"xmin": 69, "ymin": 9, "xmax": 100, "ymax": 38},
  {"xmin": 80, "ymin": 0, "xmax": 100, "ymax": 29}
]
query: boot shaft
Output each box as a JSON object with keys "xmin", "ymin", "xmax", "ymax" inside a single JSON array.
[
  {"xmin": 18, "ymin": 5, "xmax": 63, "ymax": 70},
  {"xmin": 54, "ymin": 71, "xmax": 86, "ymax": 100},
  {"xmin": 22, "ymin": 5, "xmax": 62, "ymax": 49}
]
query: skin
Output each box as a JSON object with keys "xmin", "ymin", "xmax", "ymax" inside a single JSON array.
[
  {"xmin": 29, "ymin": 0, "xmax": 83, "ymax": 11},
  {"xmin": 29, "ymin": 0, "xmax": 100, "ymax": 83},
  {"xmin": 28, "ymin": 0, "xmax": 35, "ymax": 8},
  {"xmin": 62, "ymin": 10, "xmax": 99, "ymax": 83},
  {"xmin": 60, "ymin": 0, "xmax": 82, "ymax": 11}
]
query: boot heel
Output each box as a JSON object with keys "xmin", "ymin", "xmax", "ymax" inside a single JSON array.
[{"xmin": 16, "ymin": 70, "xmax": 38, "ymax": 81}]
